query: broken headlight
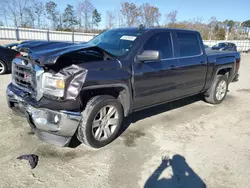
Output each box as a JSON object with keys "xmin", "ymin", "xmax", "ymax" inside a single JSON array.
[
  {"xmin": 42, "ymin": 72, "xmax": 66, "ymax": 98},
  {"xmin": 41, "ymin": 65, "xmax": 88, "ymax": 99}
]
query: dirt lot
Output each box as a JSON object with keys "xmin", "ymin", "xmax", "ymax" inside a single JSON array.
[{"xmin": 0, "ymin": 55, "xmax": 250, "ymax": 188}]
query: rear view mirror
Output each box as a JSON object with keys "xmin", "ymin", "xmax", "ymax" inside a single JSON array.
[{"xmin": 137, "ymin": 50, "xmax": 161, "ymax": 62}]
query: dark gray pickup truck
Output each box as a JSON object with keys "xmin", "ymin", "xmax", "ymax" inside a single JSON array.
[{"xmin": 6, "ymin": 28, "xmax": 240, "ymax": 148}]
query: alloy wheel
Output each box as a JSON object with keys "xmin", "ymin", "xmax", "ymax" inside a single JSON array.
[
  {"xmin": 0, "ymin": 62, "xmax": 5, "ymax": 74},
  {"xmin": 92, "ymin": 105, "xmax": 119, "ymax": 141},
  {"xmin": 216, "ymin": 80, "xmax": 227, "ymax": 101}
]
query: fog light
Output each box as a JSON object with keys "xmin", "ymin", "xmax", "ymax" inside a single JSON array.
[
  {"xmin": 54, "ymin": 115, "xmax": 59, "ymax": 124},
  {"xmin": 34, "ymin": 118, "xmax": 47, "ymax": 125}
]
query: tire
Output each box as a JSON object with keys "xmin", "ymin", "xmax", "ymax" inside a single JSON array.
[
  {"xmin": 0, "ymin": 60, "xmax": 7, "ymax": 75},
  {"xmin": 77, "ymin": 95, "xmax": 124, "ymax": 148},
  {"xmin": 205, "ymin": 75, "xmax": 228, "ymax": 104}
]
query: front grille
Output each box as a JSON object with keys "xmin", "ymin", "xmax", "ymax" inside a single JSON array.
[
  {"xmin": 12, "ymin": 58, "xmax": 44, "ymax": 100},
  {"xmin": 12, "ymin": 59, "xmax": 36, "ymax": 94}
]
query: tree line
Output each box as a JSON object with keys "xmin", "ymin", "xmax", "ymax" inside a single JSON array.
[
  {"xmin": 0, "ymin": 0, "xmax": 102, "ymax": 32},
  {"xmin": 0, "ymin": 0, "xmax": 249, "ymax": 40}
]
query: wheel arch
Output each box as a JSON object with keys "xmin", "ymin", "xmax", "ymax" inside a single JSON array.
[
  {"xmin": 205, "ymin": 65, "xmax": 233, "ymax": 96},
  {"xmin": 80, "ymin": 84, "xmax": 132, "ymax": 117},
  {"xmin": 214, "ymin": 64, "xmax": 235, "ymax": 82},
  {"xmin": 204, "ymin": 74, "xmax": 228, "ymax": 104}
]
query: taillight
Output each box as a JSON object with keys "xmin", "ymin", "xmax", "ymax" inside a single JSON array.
[
  {"xmin": 15, "ymin": 52, "xmax": 21, "ymax": 58},
  {"xmin": 236, "ymin": 59, "xmax": 240, "ymax": 70}
]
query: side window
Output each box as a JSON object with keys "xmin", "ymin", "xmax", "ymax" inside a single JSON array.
[
  {"xmin": 143, "ymin": 32, "xmax": 173, "ymax": 59},
  {"xmin": 176, "ymin": 32, "xmax": 201, "ymax": 57}
]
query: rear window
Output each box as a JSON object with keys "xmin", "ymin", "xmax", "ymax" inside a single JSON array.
[
  {"xmin": 218, "ymin": 43, "xmax": 226, "ymax": 47},
  {"xmin": 176, "ymin": 32, "xmax": 201, "ymax": 57}
]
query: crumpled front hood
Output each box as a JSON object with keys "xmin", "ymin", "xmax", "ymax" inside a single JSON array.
[
  {"xmin": 16, "ymin": 40, "xmax": 111, "ymax": 65},
  {"xmin": 17, "ymin": 40, "xmax": 75, "ymax": 52}
]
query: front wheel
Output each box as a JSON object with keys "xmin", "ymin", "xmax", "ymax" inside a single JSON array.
[
  {"xmin": 0, "ymin": 60, "xmax": 7, "ymax": 75},
  {"xmin": 204, "ymin": 75, "xmax": 228, "ymax": 104},
  {"xmin": 77, "ymin": 95, "xmax": 124, "ymax": 148}
]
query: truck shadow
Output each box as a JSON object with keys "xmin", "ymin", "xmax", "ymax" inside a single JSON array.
[
  {"xmin": 120, "ymin": 95, "xmax": 203, "ymax": 137},
  {"xmin": 144, "ymin": 154, "xmax": 206, "ymax": 188}
]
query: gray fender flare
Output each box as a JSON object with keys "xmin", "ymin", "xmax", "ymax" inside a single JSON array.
[
  {"xmin": 82, "ymin": 84, "xmax": 132, "ymax": 117},
  {"xmin": 214, "ymin": 64, "xmax": 235, "ymax": 83}
]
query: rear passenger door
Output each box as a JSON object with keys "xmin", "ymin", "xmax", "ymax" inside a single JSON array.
[
  {"xmin": 132, "ymin": 31, "xmax": 179, "ymax": 110},
  {"xmin": 174, "ymin": 31, "xmax": 207, "ymax": 96}
]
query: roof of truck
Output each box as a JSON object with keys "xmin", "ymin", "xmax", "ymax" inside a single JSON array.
[{"xmin": 111, "ymin": 27, "xmax": 199, "ymax": 33}]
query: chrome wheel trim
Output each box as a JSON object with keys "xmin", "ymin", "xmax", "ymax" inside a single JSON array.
[
  {"xmin": 92, "ymin": 105, "xmax": 119, "ymax": 141},
  {"xmin": 0, "ymin": 61, "xmax": 5, "ymax": 74},
  {"xmin": 216, "ymin": 80, "xmax": 227, "ymax": 101}
]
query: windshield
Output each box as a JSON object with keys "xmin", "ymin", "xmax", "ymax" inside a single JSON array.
[
  {"xmin": 87, "ymin": 29, "xmax": 144, "ymax": 57},
  {"xmin": 215, "ymin": 43, "xmax": 226, "ymax": 47}
]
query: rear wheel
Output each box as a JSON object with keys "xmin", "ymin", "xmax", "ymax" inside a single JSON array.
[
  {"xmin": 77, "ymin": 95, "xmax": 124, "ymax": 148},
  {"xmin": 205, "ymin": 75, "xmax": 228, "ymax": 104},
  {"xmin": 0, "ymin": 60, "xmax": 7, "ymax": 75}
]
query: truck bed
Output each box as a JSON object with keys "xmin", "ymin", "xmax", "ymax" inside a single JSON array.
[{"xmin": 206, "ymin": 49, "xmax": 240, "ymax": 62}]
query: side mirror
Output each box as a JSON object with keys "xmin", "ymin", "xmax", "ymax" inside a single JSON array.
[{"xmin": 137, "ymin": 50, "xmax": 161, "ymax": 62}]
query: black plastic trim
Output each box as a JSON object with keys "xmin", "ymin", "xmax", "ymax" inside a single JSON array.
[{"xmin": 82, "ymin": 84, "xmax": 132, "ymax": 116}]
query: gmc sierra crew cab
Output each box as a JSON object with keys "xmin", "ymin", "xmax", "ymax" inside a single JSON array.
[{"xmin": 6, "ymin": 28, "xmax": 240, "ymax": 148}]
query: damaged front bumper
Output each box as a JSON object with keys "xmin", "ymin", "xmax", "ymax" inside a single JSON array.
[{"xmin": 6, "ymin": 84, "xmax": 82, "ymax": 147}]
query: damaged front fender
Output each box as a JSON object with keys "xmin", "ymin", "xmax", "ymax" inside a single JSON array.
[{"xmin": 59, "ymin": 65, "xmax": 88, "ymax": 100}]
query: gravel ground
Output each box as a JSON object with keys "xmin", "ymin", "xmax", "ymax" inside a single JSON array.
[{"xmin": 0, "ymin": 54, "xmax": 250, "ymax": 188}]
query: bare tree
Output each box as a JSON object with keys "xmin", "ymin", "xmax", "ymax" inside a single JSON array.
[
  {"xmin": 140, "ymin": 3, "xmax": 161, "ymax": 27},
  {"xmin": 209, "ymin": 16, "xmax": 217, "ymax": 27},
  {"xmin": 106, "ymin": 10, "xmax": 115, "ymax": 29},
  {"xmin": 32, "ymin": 0, "xmax": 46, "ymax": 29},
  {"xmin": 18, "ymin": 0, "xmax": 29, "ymax": 26},
  {"xmin": 57, "ymin": 13, "xmax": 64, "ymax": 30},
  {"xmin": 77, "ymin": 0, "xmax": 94, "ymax": 32},
  {"xmin": 166, "ymin": 10, "xmax": 178, "ymax": 25},
  {"xmin": 120, "ymin": 2, "xmax": 140, "ymax": 27},
  {"xmin": 76, "ymin": 4, "xmax": 82, "ymax": 29},
  {"xmin": 117, "ymin": 11, "xmax": 124, "ymax": 27},
  {"xmin": 0, "ymin": 2, "xmax": 8, "ymax": 26},
  {"xmin": 23, "ymin": 7, "xmax": 35, "ymax": 28},
  {"xmin": 45, "ymin": 1, "xmax": 60, "ymax": 29},
  {"xmin": 1, "ymin": 0, "xmax": 30, "ymax": 27},
  {"xmin": 208, "ymin": 16, "xmax": 217, "ymax": 40}
]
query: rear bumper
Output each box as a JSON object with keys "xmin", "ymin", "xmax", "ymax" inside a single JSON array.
[{"xmin": 6, "ymin": 84, "xmax": 82, "ymax": 147}]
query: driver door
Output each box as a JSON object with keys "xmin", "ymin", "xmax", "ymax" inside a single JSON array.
[{"xmin": 132, "ymin": 31, "xmax": 180, "ymax": 110}]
